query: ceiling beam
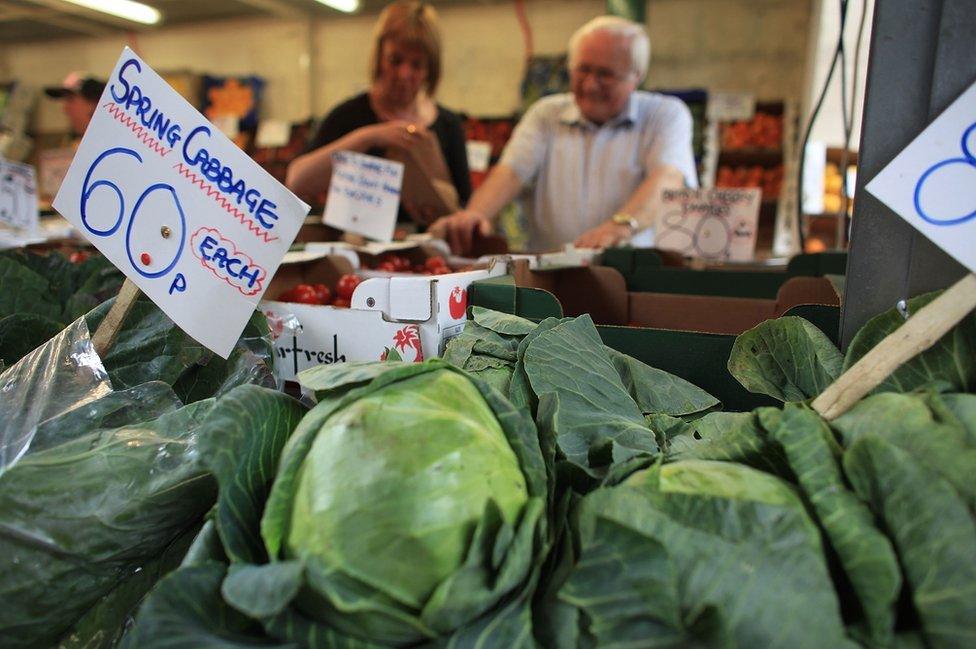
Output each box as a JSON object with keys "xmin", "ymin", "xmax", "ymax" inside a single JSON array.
[
  {"xmin": 0, "ymin": 0, "xmax": 115, "ymax": 35},
  {"xmin": 235, "ymin": 0, "xmax": 310, "ymax": 19}
]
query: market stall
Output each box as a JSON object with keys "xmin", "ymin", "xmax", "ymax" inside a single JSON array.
[{"xmin": 0, "ymin": 1, "xmax": 974, "ymax": 648}]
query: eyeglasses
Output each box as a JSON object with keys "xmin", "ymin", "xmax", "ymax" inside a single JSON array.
[{"xmin": 570, "ymin": 64, "xmax": 634, "ymax": 85}]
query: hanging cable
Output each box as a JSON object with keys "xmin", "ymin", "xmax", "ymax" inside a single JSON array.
[
  {"xmin": 838, "ymin": 0, "xmax": 870, "ymax": 238},
  {"xmin": 796, "ymin": 0, "xmax": 850, "ymax": 252}
]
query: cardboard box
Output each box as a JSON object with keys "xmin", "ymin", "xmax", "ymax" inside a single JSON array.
[
  {"xmin": 468, "ymin": 263, "xmax": 840, "ymax": 411},
  {"xmin": 260, "ymin": 251, "xmax": 504, "ymax": 383},
  {"xmin": 305, "ymin": 239, "xmax": 458, "ymax": 277},
  {"xmin": 510, "ymin": 262, "xmax": 838, "ymax": 334},
  {"xmin": 599, "ymin": 248, "xmax": 847, "ymax": 298},
  {"xmin": 482, "ymin": 246, "xmax": 601, "ymax": 270}
]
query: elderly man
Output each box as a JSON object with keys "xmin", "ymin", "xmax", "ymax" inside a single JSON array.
[{"xmin": 430, "ymin": 15, "xmax": 698, "ymax": 254}]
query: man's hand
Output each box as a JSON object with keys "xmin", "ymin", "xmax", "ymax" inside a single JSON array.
[
  {"xmin": 429, "ymin": 210, "xmax": 493, "ymax": 255},
  {"xmin": 574, "ymin": 220, "xmax": 633, "ymax": 249}
]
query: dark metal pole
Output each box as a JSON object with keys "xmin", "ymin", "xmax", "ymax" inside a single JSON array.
[{"xmin": 840, "ymin": 0, "xmax": 973, "ymax": 348}]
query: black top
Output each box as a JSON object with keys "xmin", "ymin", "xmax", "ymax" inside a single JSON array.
[{"xmin": 304, "ymin": 93, "xmax": 472, "ymax": 219}]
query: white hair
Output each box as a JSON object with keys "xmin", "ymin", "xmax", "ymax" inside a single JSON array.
[{"xmin": 568, "ymin": 15, "xmax": 651, "ymax": 83}]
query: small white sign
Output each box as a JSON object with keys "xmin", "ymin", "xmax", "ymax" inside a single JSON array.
[
  {"xmin": 0, "ymin": 158, "xmax": 38, "ymax": 234},
  {"xmin": 466, "ymin": 140, "xmax": 492, "ymax": 172},
  {"xmin": 866, "ymin": 80, "xmax": 976, "ymax": 274},
  {"xmin": 52, "ymin": 47, "xmax": 310, "ymax": 358},
  {"xmin": 211, "ymin": 115, "xmax": 240, "ymax": 139},
  {"xmin": 707, "ymin": 92, "xmax": 756, "ymax": 122},
  {"xmin": 255, "ymin": 119, "xmax": 292, "ymax": 148},
  {"xmin": 323, "ymin": 150, "xmax": 403, "ymax": 242},
  {"xmin": 655, "ymin": 188, "xmax": 762, "ymax": 261}
]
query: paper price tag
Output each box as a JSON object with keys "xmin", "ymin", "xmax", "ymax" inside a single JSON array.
[
  {"xmin": 0, "ymin": 158, "xmax": 38, "ymax": 234},
  {"xmin": 466, "ymin": 140, "xmax": 492, "ymax": 172},
  {"xmin": 52, "ymin": 47, "xmax": 310, "ymax": 358},
  {"xmin": 655, "ymin": 188, "xmax": 762, "ymax": 261},
  {"xmin": 707, "ymin": 92, "xmax": 756, "ymax": 122},
  {"xmin": 323, "ymin": 150, "xmax": 403, "ymax": 242},
  {"xmin": 255, "ymin": 119, "xmax": 291, "ymax": 148},
  {"xmin": 866, "ymin": 79, "xmax": 976, "ymax": 273}
]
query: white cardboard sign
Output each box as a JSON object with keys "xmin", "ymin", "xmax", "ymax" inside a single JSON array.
[
  {"xmin": 655, "ymin": 188, "xmax": 762, "ymax": 261},
  {"xmin": 323, "ymin": 150, "xmax": 403, "ymax": 242},
  {"xmin": 466, "ymin": 140, "xmax": 492, "ymax": 172},
  {"xmin": 0, "ymin": 158, "xmax": 38, "ymax": 234},
  {"xmin": 52, "ymin": 47, "xmax": 309, "ymax": 358},
  {"xmin": 866, "ymin": 81, "xmax": 976, "ymax": 274},
  {"xmin": 707, "ymin": 92, "xmax": 756, "ymax": 122}
]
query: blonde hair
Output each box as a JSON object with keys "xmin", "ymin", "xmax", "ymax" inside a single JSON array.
[
  {"xmin": 568, "ymin": 15, "xmax": 651, "ymax": 84},
  {"xmin": 369, "ymin": 1, "xmax": 442, "ymax": 94}
]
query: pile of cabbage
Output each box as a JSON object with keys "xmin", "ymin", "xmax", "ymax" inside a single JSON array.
[{"xmin": 4, "ymin": 274, "xmax": 973, "ymax": 648}]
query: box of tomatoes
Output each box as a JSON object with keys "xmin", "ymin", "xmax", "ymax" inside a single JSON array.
[
  {"xmin": 303, "ymin": 239, "xmax": 464, "ymax": 277},
  {"xmin": 260, "ymin": 250, "xmax": 505, "ymax": 384}
]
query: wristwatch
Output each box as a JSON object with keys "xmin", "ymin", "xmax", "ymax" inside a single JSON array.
[{"xmin": 611, "ymin": 213, "xmax": 640, "ymax": 232}]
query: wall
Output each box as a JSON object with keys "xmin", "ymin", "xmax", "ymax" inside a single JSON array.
[
  {"xmin": 0, "ymin": 0, "xmax": 812, "ymax": 135},
  {"xmin": 647, "ymin": 0, "xmax": 812, "ymax": 101}
]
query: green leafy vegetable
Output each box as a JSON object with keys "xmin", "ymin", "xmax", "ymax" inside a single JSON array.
[
  {"xmin": 128, "ymin": 361, "xmax": 548, "ymax": 648},
  {"xmin": 0, "ymin": 396, "xmax": 218, "ymax": 648},
  {"xmin": 843, "ymin": 290, "xmax": 976, "ymax": 394},
  {"xmin": 729, "ymin": 316, "xmax": 843, "ymax": 402},
  {"xmin": 555, "ymin": 461, "xmax": 857, "ymax": 648},
  {"xmin": 762, "ymin": 404, "xmax": 901, "ymax": 646},
  {"xmin": 844, "ymin": 433, "xmax": 976, "ymax": 649},
  {"xmin": 522, "ymin": 316, "xmax": 658, "ymax": 477}
]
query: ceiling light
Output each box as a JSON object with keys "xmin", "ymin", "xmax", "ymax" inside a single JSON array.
[
  {"xmin": 314, "ymin": 0, "xmax": 360, "ymax": 13},
  {"xmin": 61, "ymin": 0, "xmax": 161, "ymax": 25}
]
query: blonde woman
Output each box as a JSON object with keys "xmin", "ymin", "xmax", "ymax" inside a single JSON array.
[{"xmin": 286, "ymin": 1, "xmax": 470, "ymax": 219}]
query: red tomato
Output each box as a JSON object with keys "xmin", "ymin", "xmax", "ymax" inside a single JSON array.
[
  {"xmin": 393, "ymin": 255, "xmax": 411, "ymax": 272},
  {"xmin": 332, "ymin": 297, "xmax": 351, "ymax": 308},
  {"xmin": 313, "ymin": 283, "xmax": 332, "ymax": 305},
  {"xmin": 277, "ymin": 288, "xmax": 296, "ymax": 302},
  {"xmin": 290, "ymin": 283, "xmax": 320, "ymax": 304},
  {"xmin": 424, "ymin": 256, "xmax": 447, "ymax": 272},
  {"xmin": 69, "ymin": 250, "xmax": 91, "ymax": 264},
  {"xmin": 335, "ymin": 274, "xmax": 361, "ymax": 300},
  {"xmin": 376, "ymin": 261, "xmax": 397, "ymax": 272}
]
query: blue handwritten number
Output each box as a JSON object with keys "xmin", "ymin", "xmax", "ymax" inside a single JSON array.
[
  {"xmin": 80, "ymin": 147, "xmax": 142, "ymax": 236},
  {"xmin": 80, "ymin": 147, "xmax": 188, "ymax": 288},
  {"xmin": 694, "ymin": 213, "xmax": 731, "ymax": 257},
  {"xmin": 913, "ymin": 121, "xmax": 976, "ymax": 226},
  {"xmin": 126, "ymin": 183, "xmax": 186, "ymax": 278}
]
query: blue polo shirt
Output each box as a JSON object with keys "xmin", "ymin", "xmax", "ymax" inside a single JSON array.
[{"xmin": 500, "ymin": 91, "xmax": 698, "ymax": 251}]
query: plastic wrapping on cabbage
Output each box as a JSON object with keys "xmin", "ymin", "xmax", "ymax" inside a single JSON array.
[
  {"xmin": 0, "ymin": 296, "xmax": 281, "ymax": 648},
  {"xmin": 0, "ymin": 316, "xmax": 111, "ymax": 475}
]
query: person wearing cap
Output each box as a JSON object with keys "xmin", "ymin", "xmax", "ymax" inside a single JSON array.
[
  {"xmin": 430, "ymin": 15, "xmax": 698, "ymax": 254},
  {"xmin": 44, "ymin": 72, "xmax": 106, "ymax": 139}
]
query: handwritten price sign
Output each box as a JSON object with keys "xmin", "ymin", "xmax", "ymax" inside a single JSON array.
[
  {"xmin": 0, "ymin": 158, "xmax": 38, "ymax": 234},
  {"xmin": 324, "ymin": 150, "xmax": 403, "ymax": 242},
  {"xmin": 867, "ymin": 79, "xmax": 976, "ymax": 274},
  {"xmin": 655, "ymin": 188, "xmax": 761, "ymax": 261},
  {"xmin": 53, "ymin": 47, "xmax": 309, "ymax": 357}
]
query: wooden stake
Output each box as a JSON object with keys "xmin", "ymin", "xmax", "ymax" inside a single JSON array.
[
  {"xmin": 91, "ymin": 278, "xmax": 141, "ymax": 358},
  {"xmin": 812, "ymin": 273, "xmax": 976, "ymax": 420}
]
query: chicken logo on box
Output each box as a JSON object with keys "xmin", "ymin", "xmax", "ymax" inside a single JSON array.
[{"xmin": 380, "ymin": 325, "xmax": 424, "ymax": 362}]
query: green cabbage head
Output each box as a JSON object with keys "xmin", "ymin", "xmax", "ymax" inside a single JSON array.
[{"xmin": 245, "ymin": 360, "xmax": 548, "ymax": 647}]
